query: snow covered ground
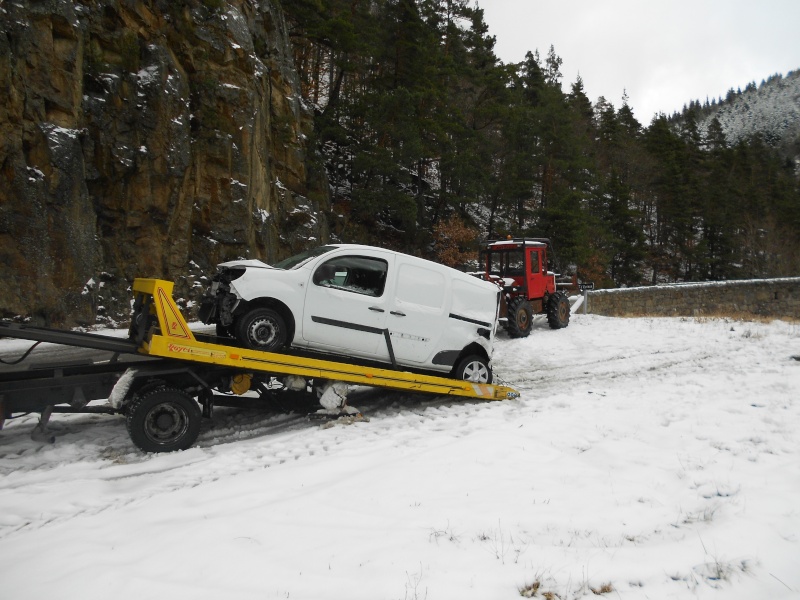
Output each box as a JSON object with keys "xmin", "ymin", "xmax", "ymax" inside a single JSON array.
[{"xmin": 0, "ymin": 314, "xmax": 798, "ymax": 600}]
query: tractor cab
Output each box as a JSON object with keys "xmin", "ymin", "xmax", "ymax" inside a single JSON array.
[
  {"xmin": 481, "ymin": 239, "xmax": 557, "ymax": 300},
  {"xmin": 478, "ymin": 238, "xmax": 570, "ymax": 338}
]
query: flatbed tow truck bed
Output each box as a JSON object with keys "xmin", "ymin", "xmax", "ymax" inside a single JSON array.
[{"xmin": 0, "ymin": 279, "xmax": 518, "ymax": 452}]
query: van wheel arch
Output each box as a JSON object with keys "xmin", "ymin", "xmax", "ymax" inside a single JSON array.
[{"xmin": 451, "ymin": 343, "xmax": 492, "ymax": 383}]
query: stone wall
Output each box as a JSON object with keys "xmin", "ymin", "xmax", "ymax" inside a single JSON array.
[{"xmin": 585, "ymin": 278, "xmax": 800, "ymax": 318}]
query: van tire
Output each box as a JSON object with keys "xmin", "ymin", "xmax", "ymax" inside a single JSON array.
[
  {"xmin": 454, "ymin": 355, "xmax": 493, "ymax": 384},
  {"xmin": 237, "ymin": 308, "xmax": 287, "ymax": 351}
]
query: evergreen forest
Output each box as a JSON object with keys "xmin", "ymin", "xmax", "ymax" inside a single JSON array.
[{"xmin": 282, "ymin": 0, "xmax": 800, "ymax": 286}]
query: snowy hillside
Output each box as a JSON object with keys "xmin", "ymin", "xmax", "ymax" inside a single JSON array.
[
  {"xmin": 697, "ymin": 70, "xmax": 800, "ymax": 164},
  {"xmin": 1, "ymin": 315, "xmax": 799, "ymax": 599}
]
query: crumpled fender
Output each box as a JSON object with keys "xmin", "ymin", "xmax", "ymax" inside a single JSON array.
[{"xmin": 229, "ymin": 267, "xmax": 306, "ymax": 306}]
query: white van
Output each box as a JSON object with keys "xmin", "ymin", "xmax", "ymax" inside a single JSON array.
[{"xmin": 198, "ymin": 245, "xmax": 500, "ymax": 382}]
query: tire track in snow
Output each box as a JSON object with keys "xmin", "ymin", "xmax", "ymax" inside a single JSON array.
[
  {"xmin": 0, "ymin": 392, "xmax": 472, "ymax": 539},
  {"xmin": 1, "ymin": 316, "xmax": 784, "ymax": 543}
]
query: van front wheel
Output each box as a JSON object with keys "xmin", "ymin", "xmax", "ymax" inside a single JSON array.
[
  {"xmin": 237, "ymin": 307, "xmax": 287, "ymax": 351},
  {"xmin": 454, "ymin": 355, "xmax": 493, "ymax": 384}
]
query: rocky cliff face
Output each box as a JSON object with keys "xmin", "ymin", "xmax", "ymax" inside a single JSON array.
[{"xmin": 0, "ymin": 0, "xmax": 329, "ymax": 327}]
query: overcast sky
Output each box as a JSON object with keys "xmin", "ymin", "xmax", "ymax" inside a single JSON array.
[{"xmin": 480, "ymin": 0, "xmax": 800, "ymax": 124}]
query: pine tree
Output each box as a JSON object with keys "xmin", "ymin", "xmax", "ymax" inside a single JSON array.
[{"xmin": 278, "ymin": 1, "xmax": 800, "ymax": 280}]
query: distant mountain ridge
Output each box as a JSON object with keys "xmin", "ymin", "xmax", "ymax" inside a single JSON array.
[{"xmin": 688, "ymin": 70, "xmax": 800, "ymax": 167}]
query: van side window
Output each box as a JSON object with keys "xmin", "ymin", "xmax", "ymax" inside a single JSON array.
[{"xmin": 313, "ymin": 256, "xmax": 388, "ymax": 297}]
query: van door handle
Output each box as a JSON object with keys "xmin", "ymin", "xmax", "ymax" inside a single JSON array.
[
  {"xmin": 390, "ymin": 311, "xmax": 406, "ymax": 317},
  {"xmin": 369, "ymin": 306, "xmax": 385, "ymax": 313}
]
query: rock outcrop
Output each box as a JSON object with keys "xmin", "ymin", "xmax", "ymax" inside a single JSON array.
[{"xmin": 0, "ymin": 0, "xmax": 329, "ymax": 327}]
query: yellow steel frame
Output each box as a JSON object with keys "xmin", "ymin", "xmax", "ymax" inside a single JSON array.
[{"xmin": 132, "ymin": 279, "xmax": 519, "ymax": 401}]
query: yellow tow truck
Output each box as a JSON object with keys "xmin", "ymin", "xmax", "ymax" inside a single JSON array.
[{"xmin": 0, "ymin": 279, "xmax": 518, "ymax": 452}]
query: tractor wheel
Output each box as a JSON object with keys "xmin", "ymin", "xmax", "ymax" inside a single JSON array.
[
  {"xmin": 453, "ymin": 355, "xmax": 493, "ymax": 384},
  {"xmin": 506, "ymin": 297, "xmax": 533, "ymax": 338},
  {"xmin": 126, "ymin": 387, "xmax": 202, "ymax": 453},
  {"xmin": 547, "ymin": 292, "xmax": 570, "ymax": 329},
  {"xmin": 236, "ymin": 307, "xmax": 287, "ymax": 351}
]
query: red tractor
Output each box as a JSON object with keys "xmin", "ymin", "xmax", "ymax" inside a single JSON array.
[{"xmin": 478, "ymin": 238, "xmax": 571, "ymax": 338}]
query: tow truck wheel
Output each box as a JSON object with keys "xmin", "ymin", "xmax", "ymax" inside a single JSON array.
[
  {"xmin": 454, "ymin": 355, "xmax": 493, "ymax": 384},
  {"xmin": 506, "ymin": 297, "xmax": 533, "ymax": 338},
  {"xmin": 126, "ymin": 387, "xmax": 202, "ymax": 453},
  {"xmin": 237, "ymin": 308, "xmax": 287, "ymax": 351},
  {"xmin": 547, "ymin": 292, "xmax": 570, "ymax": 329}
]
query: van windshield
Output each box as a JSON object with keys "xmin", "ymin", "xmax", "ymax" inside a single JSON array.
[{"xmin": 272, "ymin": 245, "xmax": 336, "ymax": 270}]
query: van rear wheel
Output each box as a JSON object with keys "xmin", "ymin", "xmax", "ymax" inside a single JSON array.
[{"xmin": 454, "ymin": 355, "xmax": 493, "ymax": 384}]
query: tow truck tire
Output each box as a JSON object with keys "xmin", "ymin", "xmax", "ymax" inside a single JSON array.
[
  {"xmin": 506, "ymin": 297, "xmax": 533, "ymax": 338},
  {"xmin": 236, "ymin": 308, "xmax": 287, "ymax": 351},
  {"xmin": 453, "ymin": 355, "xmax": 493, "ymax": 384},
  {"xmin": 126, "ymin": 387, "xmax": 202, "ymax": 453},
  {"xmin": 547, "ymin": 292, "xmax": 570, "ymax": 329}
]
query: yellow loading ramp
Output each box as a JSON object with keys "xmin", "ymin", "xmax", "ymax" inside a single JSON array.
[{"xmin": 133, "ymin": 279, "xmax": 519, "ymax": 401}]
